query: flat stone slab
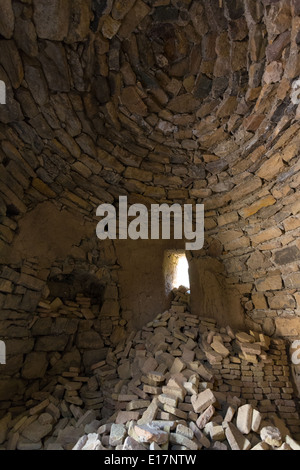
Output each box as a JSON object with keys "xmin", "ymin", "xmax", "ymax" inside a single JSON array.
[
  {"xmin": 134, "ymin": 424, "xmax": 168, "ymax": 445},
  {"xmin": 191, "ymin": 389, "xmax": 217, "ymax": 414},
  {"xmin": 225, "ymin": 422, "xmax": 251, "ymax": 451},
  {"xmin": 236, "ymin": 404, "xmax": 253, "ymax": 434},
  {"xmin": 21, "ymin": 421, "xmax": 52, "ymax": 443}
]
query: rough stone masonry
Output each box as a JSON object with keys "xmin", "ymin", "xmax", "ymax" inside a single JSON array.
[
  {"xmin": 0, "ymin": 288, "xmax": 299, "ymax": 450},
  {"xmin": 0, "ymin": 0, "xmax": 300, "ymax": 451}
]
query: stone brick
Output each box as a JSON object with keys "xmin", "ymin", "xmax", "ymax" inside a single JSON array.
[
  {"xmin": 0, "ymin": 279, "xmax": 13, "ymax": 293},
  {"xmin": 0, "ymin": 40, "xmax": 24, "ymax": 90},
  {"xmin": 217, "ymin": 212, "xmax": 239, "ymax": 227},
  {"xmin": 274, "ymin": 246, "xmax": 300, "ymax": 265},
  {"xmin": 1, "ymin": 0, "xmax": 300, "ymax": 453},
  {"xmin": 35, "ymin": 335, "xmax": 69, "ymax": 352},
  {"xmin": 285, "ymin": 435, "xmax": 300, "ymax": 450},
  {"xmin": 169, "ymin": 432, "xmax": 199, "ymax": 450},
  {"xmin": 118, "ymin": 0, "xmax": 151, "ymax": 39},
  {"xmin": 112, "ymin": 0, "xmax": 136, "ymax": 20},
  {"xmin": 251, "ymin": 442, "xmax": 270, "ymax": 450},
  {"xmin": 236, "ymin": 404, "xmax": 253, "ymax": 434},
  {"xmin": 33, "ymin": 0, "xmax": 71, "ymax": 41},
  {"xmin": 251, "ymin": 409, "xmax": 262, "ymax": 433},
  {"xmin": 191, "ymin": 389, "xmax": 217, "ymax": 414},
  {"xmin": 122, "ymin": 436, "xmax": 147, "ymax": 450},
  {"xmin": 263, "ymin": 61, "xmax": 283, "ymax": 84},
  {"xmin": 76, "ymin": 331, "xmax": 104, "ymax": 350},
  {"xmin": 252, "ymin": 293, "xmax": 268, "ymax": 310},
  {"xmin": 225, "ymin": 422, "xmax": 251, "ymax": 450},
  {"xmin": 275, "ymin": 317, "xmax": 300, "ymax": 337},
  {"xmin": 231, "ymin": 41, "xmax": 248, "ymax": 72},
  {"xmin": 268, "ymin": 294, "xmax": 296, "ymax": 310},
  {"xmin": 22, "ymin": 352, "xmax": 48, "ymax": 380},
  {"xmin": 127, "ymin": 400, "xmax": 151, "ymax": 411},
  {"xmin": 284, "ymin": 272, "xmax": 300, "ymax": 289},
  {"xmin": 109, "ymin": 423, "xmax": 127, "ymax": 446},
  {"xmin": 284, "ymin": 217, "xmax": 300, "ymax": 231},
  {"xmin": 224, "ymin": 406, "xmax": 236, "ymax": 423},
  {"xmin": 124, "ymin": 167, "xmax": 152, "ymax": 182},
  {"xmin": 211, "ymin": 340, "xmax": 230, "ymax": 358},
  {"xmin": 206, "ymin": 159, "xmax": 229, "ymax": 175},
  {"xmin": 266, "ymin": 31, "xmax": 291, "ymax": 62},
  {"xmin": 0, "ymin": 0, "xmax": 14, "ymax": 39},
  {"xmin": 256, "ymin": 275, "xmax": 282, "ymax": 292},
  {"xmin": 32, "ymin": 179, "xmax": 56, "ymax": 198},
  {"xmin": 169, "ymin": 358, "xmax": 185, "ymax": 374},
  {"xmin": 22, "ymin": 421, "xmax": 52, "ymax": 443},
  {"xmin": 240, "ymin": 343, "xmax": 261, "ymax": 356},
  {"xmin": 158, "ymin": 394, "xmax": 178, "ymax": 408},
  {"xmin": 224, "ymin": 236, "xmax": 250, "ymax": 251},
  {"xmin": 167, "ymin": 94, "xmax": 200, "ymax": 113},
  {"xmin": 121, "ymin": 86, "xmax": 148, "ymax": 116},
  {"xmin": 196, "ymin": 405, "xmax": 215, "ymax": 430},
  {"xmin": 239, "ymin": 195, "xmax": 277, "ymax": 219},
  {"xmin": 291, "ymin": 200, "xmax": 300, "ymax": 215},
  {"xmin": 209, "ymin": 423, "xmax": 226, "ymax": 441},
  {"xmin": 25, "ymin": 62, "xmax": 50, "ymax": 107},
  {"xmin": 176, "ymin": 424, "xmax": 194, "ymax": 440},
  {"xmin": 251, "ymin": 227, "xmax": 282, "ymax": 246},
  {"xmin": 20, "ymin": 290, "xmax": 41, "ymax": 312},
  {"xmin": 134, "ymin": 424, "xmax": 168, "ymax": 444},
  {"xmin": 235, "ymin": 332, "xmax": 254, "ymax": 343},
  {"xmin": 230, "ymin": 176, "xmax": 262, "ymax": 202},
  {"xmin": 115, "ymin": 411, "xmax": 140, "ymax": 425},
  {"xmin": 260, "ymin": 426, "xmax": 282, "ymax": 447},
  {"xmin": 0, "ymin": 414, "xmax": 11, "ymax": 445},
  {"xmin": 66, "ymin": 0, "xmax": 91, "ymax": 43}
]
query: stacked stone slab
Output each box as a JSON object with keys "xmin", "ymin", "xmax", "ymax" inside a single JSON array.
[
  {"xmin": 0, "ymin": 256, "xmax": 124, "ymax": 415},
  {"xmin": 1, "ymin": 0, "xmax": 300, "ymax": 349},
  {"xmin": 0, "ymin": 291, "xmax": 299, "ymax": 450}
]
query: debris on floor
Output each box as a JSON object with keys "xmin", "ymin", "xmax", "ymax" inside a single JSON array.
[{"xmin": 0, "ymin": 288, "xmax": 299, "ymax": 450}]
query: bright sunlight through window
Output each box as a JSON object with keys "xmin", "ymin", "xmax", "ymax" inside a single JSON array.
[
  {"xmin": 173, "ymin": 254, "xmax": 190, "ymax": 289},
  {"xmin": 164, "ymin": 250, "xmax": 190, "ymax": 295}
]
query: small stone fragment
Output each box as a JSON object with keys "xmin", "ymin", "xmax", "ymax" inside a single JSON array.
[
  {"xmin": 196, "ymin": 405, "xmax": 215, "ymax": 430},
  {"xmin": 134, "ymin": 424, "xmax": 168, "ymax": 445},
  {"xmin": 122, "ymin": 436, "xmax": 147, "ymax": 450},
  {"xmin": 251, "ymin": 409, "xmax": 262, "ymax": 433},
  {"xmin": 169, "ymin": 433, "xmax": 199, "ymax": 450},
  {"xmin": 191, "ymin": 389, "xmax": 217, "ymax": 414},
  {"xmin": 21, "ymin": 421, "xmax": 52, "ymax": 443},
  {"xmin": 225, "ymin": 422, "xmax": 251, "ymax": 451},
  {"xmin": 285, "ymin": 435, "xmax": 300, "ymax": 450},
  {"xmin": 260, "ymin": 426, "xmax": 282, "ymax": 448},
  {"xmin": 251, "ymin": 441, "xmax": 270, "ymax": 450},
  {"xmin": 109, "ymin": 424, "xmax": 127, "ymax": 447}
]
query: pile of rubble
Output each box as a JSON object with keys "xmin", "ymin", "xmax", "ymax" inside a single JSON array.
[{"xmin": 0, "ymin": 287, "xmax": 299, "ymax": 450}]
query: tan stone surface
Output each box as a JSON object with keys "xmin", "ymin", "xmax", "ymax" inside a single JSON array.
[{"xmin": 275, "ymin": 317, "xmax": 300, "ymax": 337}]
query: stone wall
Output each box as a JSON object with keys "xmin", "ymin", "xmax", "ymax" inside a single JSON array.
[
  {"xmin": 1, "ymin": 0, "xmax": 300, "ymax": 418},
  {"xmin": 0, "ymin": 253, "xmax": 121, "ymax": 406},
  {"xmin": 1, "ymin": 0, "xmax": 300, "ymax": 336}
]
